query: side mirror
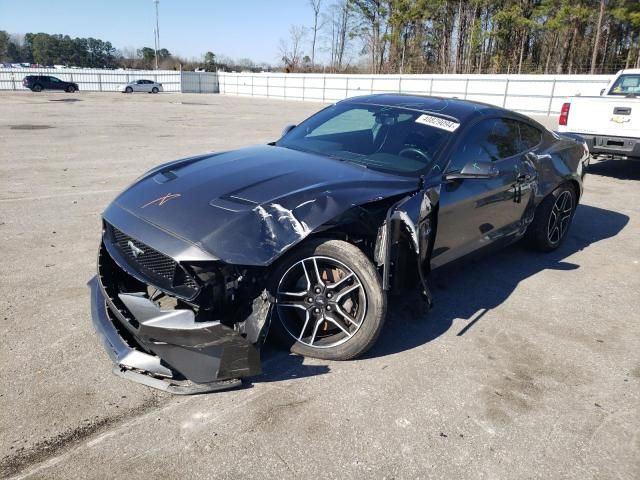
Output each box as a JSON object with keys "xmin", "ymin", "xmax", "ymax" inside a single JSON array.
[
  {"xmin": 281, "ymin": 124, "xmax": 296, "ymax": 137},
  {"xmin": 444, "ymin": 160, "xmax": 499, "ymax": 181},
  {"xmin": 600, "ymin": 88, "xmax": 605, "ymax": 96}
]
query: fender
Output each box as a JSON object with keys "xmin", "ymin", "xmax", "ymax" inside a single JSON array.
[{"xmin": 377, "ymin": 181, "xmax": 442, "ymax": 303}]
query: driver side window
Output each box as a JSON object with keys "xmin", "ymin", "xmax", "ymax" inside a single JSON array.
[{"xmin": 448, "ymin": 118, "xmax": 519, "ymax": 171}]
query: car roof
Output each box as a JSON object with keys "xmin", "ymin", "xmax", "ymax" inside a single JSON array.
[{"xmin": 341, "ymin": 93, "xmax": 530, "ymax": 125}]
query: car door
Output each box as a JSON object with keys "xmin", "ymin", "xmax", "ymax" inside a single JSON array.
[
  {"xmin": 41, "ymin": 76, "xmax": 53, "ymax": 89},
  {"xmin": 48, "ymin": 77, "xmax": 64, "ymax": 90},
  {"xmin": 142, "ymin": 80, "xmax": 153, "ymax": 92},
  {"xmin": 430, "ymin": 117, "xmax": 536, "ymax": 268}
]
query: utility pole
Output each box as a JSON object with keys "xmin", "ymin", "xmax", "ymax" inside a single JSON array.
[{"xmin": 153, "ymin": 0, "xmax": 160, "ymax": 70}]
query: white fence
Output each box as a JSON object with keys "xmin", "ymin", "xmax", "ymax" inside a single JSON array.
[
  {"xmin": 1, "ymin": 67, "xmax": 615, "ymax": 116},
  {"xmin": 0, "ymin": 67, "xmax": 218, "ymax": 93},
  {"xmin": 218, "ymin": 72, "xmax": 614, "ymax": 116}
]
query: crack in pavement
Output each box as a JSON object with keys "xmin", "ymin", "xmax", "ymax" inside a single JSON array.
[
  {"xmin": 3, "ymin": 350, "xmax": 303, "ymax": 479},
  {"xmin": 1, "ymin": 394, "xmax": 165, "ymax": 478}
]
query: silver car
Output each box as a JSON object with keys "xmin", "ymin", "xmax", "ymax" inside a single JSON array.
[{"xmin": 118, "ymin": 79, "xmax": 164, "ymax": 94}]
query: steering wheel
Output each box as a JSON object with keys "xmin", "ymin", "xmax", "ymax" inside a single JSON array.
[{"xmin": 399, "ymin": 147, "xmax": 430, "ymax": 163}]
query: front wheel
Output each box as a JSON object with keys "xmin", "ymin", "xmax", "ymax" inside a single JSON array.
[
  {"xmin": 268, "ymin": 239, "xmax": 386, "ymax": 360},
  {"xmin": 32, "ymin": 84, "xmax": 43, "ymax": 92},
  {"xmin": 525, "ymin": 184, "xmax": 576, "ymax": 251},
  {"xmin": 125, "ymin": 86, "xmax": 133, "ymax": 93}
]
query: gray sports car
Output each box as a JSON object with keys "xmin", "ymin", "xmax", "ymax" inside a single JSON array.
[{"xmin": 90, "ymin": 95, "xmax": 589, "ymax": 393}]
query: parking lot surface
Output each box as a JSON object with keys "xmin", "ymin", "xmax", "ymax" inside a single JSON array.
[{"xmin": 0, "ymin": 92, "xmax": 638, "ymax": 479}]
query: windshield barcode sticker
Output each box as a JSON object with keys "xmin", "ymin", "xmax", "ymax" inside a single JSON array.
[{"xmin": 415, "ymin": 114, "xmax": 460, "ymax": 132}]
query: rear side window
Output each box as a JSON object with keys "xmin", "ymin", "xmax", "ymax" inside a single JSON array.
[
  {"xmin": 609, "ymin": 74, "xmax": 640, "ymax": 96},
  {"xmin": 449, "ymin": 118, "xmax": 520, "ymax": 169},
  {"xmin": 518, "ymin": 123, "xmax": 542, "ymax": 150}
]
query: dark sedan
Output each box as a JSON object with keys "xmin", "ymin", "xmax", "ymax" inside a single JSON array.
[
  {"xmin": 91, "ymin": 95, "xmax": 589, "ymax": 394},
  {"xmin": 23, "ymin": 75, "xmax": 79, "ymax": 93}
]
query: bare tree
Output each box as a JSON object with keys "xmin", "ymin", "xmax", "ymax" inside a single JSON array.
[
  {"xmin": 335, "ymin": 0, "xmax": 352, "ymax": 70},
  {"xmin": 120, "ymin": 46, "xmax": 141, "ymax": 68},
  {"xmin": 322, "ymin": 0, "xmax": 354, "ymax": 72},
  {"xmin": 309, "ymin": 0, "xmax": 323, "ymax": 67},
  {"xmin": 279, "ymin": 25, "xmax": 307, "ymax": 72},
  {"xmin": 351, "ymin": 0, "xmax": 388, "ymax": 73}
]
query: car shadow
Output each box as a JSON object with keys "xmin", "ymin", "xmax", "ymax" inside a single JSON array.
[
  {"xmin": 588, "ymin": 158, "xmax": 640, "ymax": 181},
  {"xmin": 253, "ymin": 344, "xmax": 331, "ymax": 384},
  {"xmin": 363, "ymin": 203, "xmax": 629, "ymax": 359}
]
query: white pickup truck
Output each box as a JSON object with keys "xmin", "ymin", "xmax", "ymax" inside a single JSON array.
[{"xmin": 557, "ymin": 69, "xmax": 640, "ymax": 159}]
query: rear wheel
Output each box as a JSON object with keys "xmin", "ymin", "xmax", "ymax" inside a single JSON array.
[
  {"xmin": 268, "ymin": 239, "xmax": 386, "ymax": 360},
  {"xmin": 66, "ymin": 85, "xmax": 75, "ymax": 93},
  {"xmin": 32, "ymin": 84, "xmax": 42, "ymax": 92},
  {"xmin": 525, "ymin": 184, "xmax": 576, "ymax": 251},
  {"xmin": 151, "ymin": 87, "xmax": 159, "ymax": 94}
]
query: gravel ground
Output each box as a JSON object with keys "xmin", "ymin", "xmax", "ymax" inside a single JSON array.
[{"xmin": 0, "ymin": 91, "xmax": 638, "ymax": 479}]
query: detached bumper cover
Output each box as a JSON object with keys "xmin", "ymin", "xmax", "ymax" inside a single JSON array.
[{"xmin": 89, "ymin": 272, "xmax": 261, "ymax": 394}]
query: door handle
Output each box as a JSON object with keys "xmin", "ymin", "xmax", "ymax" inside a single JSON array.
[
  {"xmin": 514, "ymin": 173, "xmax": 535, "ymax": 203},
  {"xmin": 613, "ymin": 107, "xmax": 631, "ymax": 115},
  {"xmin": 525, "ymin": 152, "xmax": 552, "ymax": 162}
]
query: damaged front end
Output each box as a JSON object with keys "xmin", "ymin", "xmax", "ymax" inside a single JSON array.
[
  {"xmin": 89, "ymin": 145, "xmax": 423, "ymax": 393},
  {"xmin": 90, "ymin": 221, "xmax": 270, "ymax": 394}
]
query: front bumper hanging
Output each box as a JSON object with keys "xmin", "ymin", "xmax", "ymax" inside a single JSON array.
[{"xmin": 89, "ymin": 274, "xmax": 262, "ymax": 395}]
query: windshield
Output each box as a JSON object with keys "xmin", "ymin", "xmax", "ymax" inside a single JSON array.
[
  {"xmin": 276, "ymin": 103, "xmax": 454, "ymax": 175},
  {"xmin": 609, "ymin": 74, "xmax": 640, "ymax": 96}
]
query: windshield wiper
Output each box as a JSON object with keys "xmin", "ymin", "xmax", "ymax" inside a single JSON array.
[
  {"xmin": 325, "ymin": 153, "xmax": 369, "ymax": 169},
  {"xmin": 280, "ymin": 144, "xmax": 369, "ymax": 169}
]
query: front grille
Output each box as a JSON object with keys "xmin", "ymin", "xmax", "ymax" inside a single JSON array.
[
  {"xmin": 113, "ymin": 228, "xmax": 178, "ymax": 282},
  {"xmin": 108, "ymin": 225, "xmax": 199, "ymax": 297}
]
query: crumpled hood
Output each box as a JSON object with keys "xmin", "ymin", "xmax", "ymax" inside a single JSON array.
[{"xmin": 105, "ymin": 145, "xmax": 418, "ymax": 265}]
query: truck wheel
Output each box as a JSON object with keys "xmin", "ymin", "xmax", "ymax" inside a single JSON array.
[
  {"xmin": 268, "ymin": 239, "xmax": 386, "ymax": 360},
  {"xmin": 525, "ymin": 184, "xmax": 576, "ymax": 252}
]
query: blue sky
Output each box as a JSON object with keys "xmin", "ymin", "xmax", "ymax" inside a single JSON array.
[{"xmin": 0, "ymin": 0, "xmax": 317, "ymax": 64}]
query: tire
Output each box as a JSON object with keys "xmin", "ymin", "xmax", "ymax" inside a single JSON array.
[
  {"xmin": 151, "ymin": 87, "xmax": 159, "ymax": 94},
  {"xmin": 66, "ymin": 85, "xmax": 75, "ymax": 93},
  {"xmin": 525, "ymin": 184, "xmax": 576, "ymax": 252},
  {"xmin": 268, "ymin": 239, "xmax": 386, "ymax": 360},
  {"xmin": 125, "ymin": 86, "xmax": 133, "ymax": 93},
  {"xmin": 32, "ymin": 84, "xmax": 42, "ymax": 92}
]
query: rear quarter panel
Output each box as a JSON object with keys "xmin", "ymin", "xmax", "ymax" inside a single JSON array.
[{"xmin": 535, "ymin": 135, "xmax": 587, "ymax": 201}]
